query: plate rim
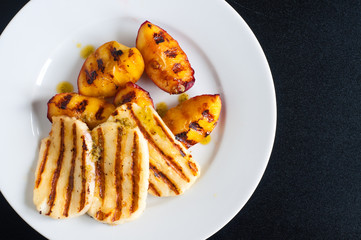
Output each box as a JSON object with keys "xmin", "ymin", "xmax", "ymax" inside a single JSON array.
[{"xmin": 0, "ymin": 0, "xmax": 277, "ymax": 239}]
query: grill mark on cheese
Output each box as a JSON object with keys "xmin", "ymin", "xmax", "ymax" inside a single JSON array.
[
  {"xmin": 187, "ymin": 161, "xmax": 199, "ymax": 176},
  {"xmin": 79, "ymin": 135, "xmax": 88, "ymax": 211},
  {"xmin": 112, "ymin": 127, "xmax": 123, "ymax": 222},
  {"xmin": 149, "ymin": 163, "xmax": 180, "ymax": 195},
  {"xmin": 96, "ymin": 210, "xmax": 111, "ymax": 221},
  {"xmin": 46, "ymin": 118, "xmax": 65, "ymax": 215},
  {"xmin": 128, "ymin": 107, "xmax": 190, "ymax": 182},
  {"xmin": 95, "ymin": 128, "xmax": 105, "ymax": 199},
  {"xmin": 35, "ymin": 139, "xmax": 51, "ymax": 188},
  {"xmin": 63, "ymin": 123, "xmax": 77, "ymax": 217},
  {"xmin": 131, "ymin": 132, "xmax": 140, "ymax": 213},
  {"xmin": 153, "ymin": 112, "xmax": 198, "ymax": 176},
  {"xmin": 153, "ymin": 114, "xmax": 189, "ymax": 159},
  {"xmin": 148, "ymin": 182, "xmax": 161, "ymax": 197}
]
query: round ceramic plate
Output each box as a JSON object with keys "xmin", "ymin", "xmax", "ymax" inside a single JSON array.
[{"xmin": 0, "ymin": 0, "xmax": 276, "ymax": 239}]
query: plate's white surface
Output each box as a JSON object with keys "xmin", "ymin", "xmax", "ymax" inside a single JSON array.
[{"xmin": 0, "ymin": 0, "xmax": 276, "ymax": 239}]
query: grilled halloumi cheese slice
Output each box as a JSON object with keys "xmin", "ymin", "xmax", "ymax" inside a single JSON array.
[
  {"xmin": 87, "ymin": 120, "xmax": 149, "ymax": 224},
  {"xmin": 108, "ymin": 103, "xmax": 200, "ymax": 197},
  {"xmin": 33, "ymin": 116, "xmax": 95, "ymax": 219}
]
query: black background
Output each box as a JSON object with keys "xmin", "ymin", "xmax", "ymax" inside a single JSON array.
[{"xmin": 1, "ymin": 0, "xmax": 360, "ymax": 239}]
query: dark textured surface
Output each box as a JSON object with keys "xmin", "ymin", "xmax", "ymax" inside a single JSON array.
[{"xmin": 1, "ymin": 0, "xmax": 360, "ymax": 239}]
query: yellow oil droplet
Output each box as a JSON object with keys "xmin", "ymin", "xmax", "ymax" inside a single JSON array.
[
  {"xmin": 56, "ymin": 81, "xmax": 74, "ymax": 93},
  {"xmin": 80, "ymin": 45, "xmax": 95, "ymax": 59},
  {"xmin": 156, "ymin": 102, "xmax": 168, "ymax": 117},
  {"xmin": 76, "ymin": 43, "xmax": 82, "ymax": 48},
  {"xmin": 200, "ymin": 135, "xmax": 211, "ymax": 145},
  {"xmin": 178, "ymin": 93, "xmax": 189, "ymax": 104}
]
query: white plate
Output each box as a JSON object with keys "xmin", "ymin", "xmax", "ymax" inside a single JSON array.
[{"xmin": 0, "ymin": 0, "xmax": 276, "ymax": 239}]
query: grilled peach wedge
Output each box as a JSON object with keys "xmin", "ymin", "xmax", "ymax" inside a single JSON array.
[
  {"xmin": 78, "ymin": 41, "xmax": 144, "ymax": 98},
  {"xmin": 136, "ymin": 21, "xmax": 195, "ymax": 94},
  {"xmin": 114, "ymin": 82, "xmax": 154, "ymax": 108},
  {"xmin": 162, "ymin": 94, "xmax": 222, "ymax": 148},
  {"xmin": 47, "ymin": 92, "xmax": 115, "ymax": 129}
]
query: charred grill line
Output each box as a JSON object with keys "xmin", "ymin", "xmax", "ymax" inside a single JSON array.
[
  {"xmin": 35, "ymin": 139, "xmax": 51, "ymax": 188},
  {"xmin": 97, "ymin": 59, "xmax": 105, "ymax": 73},
  {"xmin": 202, "ymin": 110, "xmax": 214, "ymax": 122},
  {"xmin": 153, "ymin": 31, "xmax": 165, "ymax": 44},
  {"xmin": 59, "ymin": 94, "xmax": 73, "ymax": 109},
  {"xmin": 85, "ymin": 70, "xmax": 98, "ymax": 84},
  {"xmin": 63, "ymin": 123, "xmax": 77, "ymax": 217},
  {"xmin": 131, "ymin": 132, "xmax": 140, "ymax": 213},
  {"xmin": 121, "ymin": 91, "xmax": 136, "ymax": 105},
  {"xmin": 153, "ymin": 115, "xmax": 191, "ymax": 158},
  {"xmin": 188, "ymin": 161, "xmax": 199, "ymax": 176},
  {"xmin": 175, "ymin": 132, "xmax": 187, "ymax": 141},
  {"xmin": 75, "ymin": 100, "xmax": 88, "ymax": 113},
  {"xmin": 153, "ymin": 115, "xmax": 197, "ymax": 175},
  {"xmin": 110, "ymin": 47, "xmax": 123, "ymax": 61},
  {"xmin": 148, "ymin": 182, "xmax": 161, "ymax": 197},
  {"xmin": 164, "ymin": 48, "xmax": 178, "ymax": 58},
  {"xmin": 149, "ymin": 164, "xmax": 180, "ymax": 195},
  {"xmin": 112, "ymin": 127, "xmax": 123, "ymax": 222},
  {"xmin": 129, "ymin": 107, "xmax": 190, "ymax": 182},
  {"xmin": 179, "ymin": 149, "xmax": 186, "ymax": 157},
  {"xmin": 95, "ymin": 107, "xmax": 104, "ymax": 120},
  {"xmin": 46, "ymin": 118, "xmax": 65, "ymax": 215},
  {"xmin": 189, "ymin": 122, "xmax": 203, "ymax": 131},
  {"xmin": 128, "ymin": 49, "xmax": 134, "ymax": 57},
  {"xmin": 96, "ymin": 210, "xmax": 111, "ymax": 221},
  {"xmin": 172, "ymin": 63, "xmax": 183, "ymax": 74},
  {"xmin": 175, "ymin": 131, "xmax": 197, "ymax": 148},
  {"xmin": 96, "ymin": 128, "xmax": 105, "ymax": 199},
  {"xmin": 79, "ymin": 135, "xmax": 88, "ymax": 211}
]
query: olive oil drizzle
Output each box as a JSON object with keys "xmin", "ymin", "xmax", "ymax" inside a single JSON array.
[
  {"xmin": 155, "ymin": 102, "xmax": 168, "ymax": 117},
  {"xmin": 178, "ymin": 93, "xmax": 189, "ymax": 104},
  {"xmin": 200, "ymin": 135, "xmax": 211, "ymax": 145},
  {"xmin": 56, "ymin": 81, "xmax": 74, "ymax": 93},
  {"xmin": 80, "ymin": 45, "xmax": 95, "ymax": 59}
]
